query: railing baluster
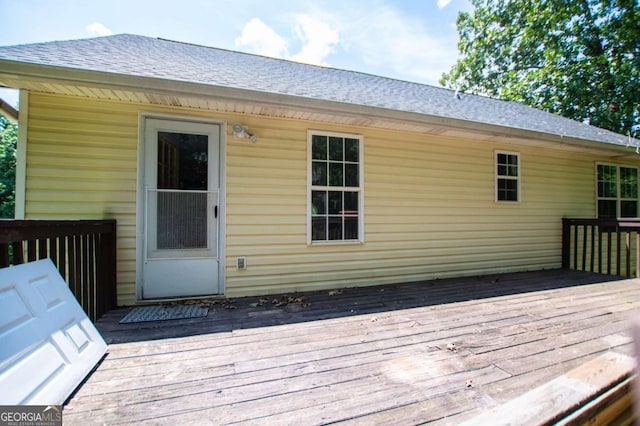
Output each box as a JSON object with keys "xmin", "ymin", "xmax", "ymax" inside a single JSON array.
[
  {"xmin": 27, "ymin": 240, "xmax": 36, "ymax": 262},
  {"xmin": 573, "ymin": 223, "xmax": 578, "ymax": 270},
  {"xmin": 590, "ymin": 224, "xmax": 595, "ymax": 272},
  {"xmin": 607, "ymin": 230, "xmax": 612, "ymax": 275},
  {"xmin": 598, "ymin": 227, "xmax": 603, "ymax": 273},
  {"xmin": 38, "ymin": 238, "xmax": 47, "ymax": 259},
  {"xmin": 58, "ymin": 236, "xmax": 66, "ymax": 279},
  {"xmin": 616, "ymin": 226, "xmax": 622, "ymax": 276},
  {"xmin": 88, "ymin": 234, "xmax": 96, "ymax": 321},
  {"xmin": 12, "ymin": 241, "xmax": 24, "ymax": 264},
  {"xmin": 581, "ymin": 224, "xmax": 588, "ymax": 270},
  {"xmin": 626, "ymin": 232, "xmax": 631, "ymax": 278}
]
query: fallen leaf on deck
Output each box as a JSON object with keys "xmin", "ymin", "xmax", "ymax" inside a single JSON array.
[
  {"xmin": 249, "ymin": 303, "xmax": 259, "ymax": 308},
  {"xmin": 370, "ymin": 317, "xmax": 378, "ymax": 322},
  {"xmin": 446, "ymin": 343, "xmax": 458, "ymax": 352},
  {"xmin": 466, "ymin": 380, "xmax": 473, "ymax": 388},
  {"xmin": 329, "ymin": 290, "xmax": 343, "ymax": 296}
]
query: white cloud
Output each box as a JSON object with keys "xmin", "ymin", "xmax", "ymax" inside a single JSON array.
[
  {"xmin": 437, "ymin": 0, "xmax": 453, "ymax": 8},
  {"xmin": 337, "ymin": 4, "xmax": 459, "ymax": 84},
  {"xmin": 235, "ymin": 15, "xmax": 339, "ymax": 67},
  {"xmin": 234, "ymin": 18, "xmax": 288, "ymax": 59},
  {"xmin": 85, "ymin": 22, "xmax": 113, "ymax": 36},
  {"xmin": 290, "ymin": 15, "xmax": 339, "ymax": 66},
  {"xmin": 233, "ymin": 4, "xmax": 459, "ymax": 85}
]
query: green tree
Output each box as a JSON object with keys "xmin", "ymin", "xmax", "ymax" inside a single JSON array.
[
  {"xmin": 0, "ymin": 115, "xmax": 17, "ymax": 218},
  {"xmin": 441, "ymin": 0, "xmax": 640, "ymax": 135}
]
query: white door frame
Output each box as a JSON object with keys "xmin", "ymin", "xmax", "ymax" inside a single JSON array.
[{"xmin": 135, "ymin": 113, "xmax": 226, "ymax": 301}]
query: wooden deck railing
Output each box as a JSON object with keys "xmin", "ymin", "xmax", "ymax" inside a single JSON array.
[
  {"xmin": 0, "ymin": 219, "xmax": 117, "ymax": 321},
  {"xmin": 562, "ymin": 218, "xmax": 640, "ymax": 278}
]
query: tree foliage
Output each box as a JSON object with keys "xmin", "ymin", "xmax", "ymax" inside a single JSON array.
[
  {"xmin": 441, "ymin": 0, "xmax": 640, "ymax": 135},
  {"xmin": 0, "ymin": 115, "xmax": 17, "ymax": 218}
]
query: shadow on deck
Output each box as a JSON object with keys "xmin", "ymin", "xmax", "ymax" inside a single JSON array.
[{"xmin": 97, "ymin": 269, "xmax": 625, "ymax": 344}]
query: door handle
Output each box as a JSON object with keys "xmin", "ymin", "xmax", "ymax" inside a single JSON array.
[{"xmin": 214, "ymin": 205, "xmax": 218, "ymax": 218}]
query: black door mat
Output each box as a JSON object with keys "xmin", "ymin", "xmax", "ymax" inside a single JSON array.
[{"xmin": 119, "ymin": 305, "xmax": 209, "ymax": 324}]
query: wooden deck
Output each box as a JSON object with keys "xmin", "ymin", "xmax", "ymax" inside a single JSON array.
[{"xmin": 63, "ymin": 269, "xmax": 640, "ymax": 425}]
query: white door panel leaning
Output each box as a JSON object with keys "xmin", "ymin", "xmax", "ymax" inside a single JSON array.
[{"xmin": 0, "ymin": 259, "xmax": 107, "ymax": 404}]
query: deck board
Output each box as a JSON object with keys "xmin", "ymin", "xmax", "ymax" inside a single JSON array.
[{"xmin": 63, "ymin": 270, "xmax": 640, "ymax": 425}]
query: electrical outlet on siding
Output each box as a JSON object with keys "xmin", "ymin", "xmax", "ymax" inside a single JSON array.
[{"xmin": 236, "ymin": 257, "xmax": 247, "ymax": 270}]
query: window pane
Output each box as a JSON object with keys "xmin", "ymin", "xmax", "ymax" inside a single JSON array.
[
  {"xmin": 497, "ymin": 153, "xmax": 518, "ymax": 177},
  {"xmin": 312, "ymin": 135, "xmax": 327, "ymax": 160},
  {"xmin": 345, "ymin": 163, "xmax": 359, "ymax": 187},
  {"xmin": 498, "ymin": 178, "xmax": 518, "ymax": 201},
  {"xmin": 328, "ymin": 191, "xmax": 342, "ymax": 214},
  {"xmin": 312, "ymin": 217, "xmax": 327, "ymax": 240},
  {"xmin": 345, "ymin": 217, "xmax": 358, "ymax": 240},
  {"xmin": 345, "ymin": 138, "xmax": 359, "ymax": 162},
  {"xmin": 312, "ymin": 191, "xmax": 327, "ymax": 215},
  {"xmin": 328, "ymin": 216, "xmax": 343, "ymax": 240},
  {"xmin": 329, "ymin": 137, "xmax": 343, "ymax": 161},
  {"xmin": 621, "ymin": 167, "xmax": 638, "ymax": 199},
  {"xmin": 329, "ymin": 163, "xmax": 343, "ymax": 186},
  {"xmin": 344, "ymin": 191, "xmax": 358, "ymax": 213},
  {"xmin": 621, "ymin": 201, "xmax": 637, "ymax": 218},
  {"xmin": 598, "ymin": 200, "xmax": 617, "ymax": 218},
  {"xmin": 597, "ymin": 165, "xmax": 617, "ymax": 198},
  {"xmin": 158, "ymin": 132, "xmax": 208, "ymax": 190},
  {"xmin": 598, "ymin": 181, "xmax": 617, "ymax": 198},
  {"xmin": 312, "ymin": 161, "xmax": 327, "ymax": 186}
]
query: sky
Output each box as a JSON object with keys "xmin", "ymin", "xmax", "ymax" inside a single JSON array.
[{"xmin": 0, "ymin": 0, "xmax": 473, "ymax": 108}]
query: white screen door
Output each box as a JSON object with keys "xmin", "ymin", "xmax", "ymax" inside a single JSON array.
[{"xmin": 142, "ymin": 118, "xmax": 221, "ymax": 299}]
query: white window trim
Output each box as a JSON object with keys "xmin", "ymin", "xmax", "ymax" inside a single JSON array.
[
  {"xmin": 495, "ymin": 150, "xmax": 521, "ymax": 203},
  {"xmin": 307, "ymin": 130, "xmax": 364, "ymax": 245},
  {"xmin": 596, "ymin": 162, "xmax": 639, "ymax": 218}
]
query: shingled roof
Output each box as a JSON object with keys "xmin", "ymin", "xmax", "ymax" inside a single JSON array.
[{"xmin": 0, "ymin": 34, "xmax": 634, "ymax": 148}]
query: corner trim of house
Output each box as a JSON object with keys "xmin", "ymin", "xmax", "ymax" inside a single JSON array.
[{"xmin": 14, "ymin": 90, "xmax": 28, "ymax": 219}]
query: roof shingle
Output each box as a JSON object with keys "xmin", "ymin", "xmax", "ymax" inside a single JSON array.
[{"xmin": 0, "ymin": 34, "xmax": 633, "ymax": 147}]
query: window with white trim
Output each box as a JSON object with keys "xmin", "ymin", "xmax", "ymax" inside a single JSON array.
[
  {"xmin": 309, "ymin": 131, "xmax": 363, "ymax": 243},
  {"xmin": 496, "ymin": 151, "xmax": 520, "ymax": 202},
  {"xmin": 597, "ymin": 164, "xmax": 638, "ymax": 218}
]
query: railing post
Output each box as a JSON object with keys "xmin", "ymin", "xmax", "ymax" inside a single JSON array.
[{"xmin": 562, "ymin": 218, "xmax": 571, "ymax": 269}]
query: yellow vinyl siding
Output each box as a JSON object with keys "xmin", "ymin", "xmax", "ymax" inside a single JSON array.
[{"xmin": 24, "ymin": 91, "xmax": 614, "ymax": 305}]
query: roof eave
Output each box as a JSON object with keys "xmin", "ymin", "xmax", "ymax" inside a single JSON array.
[{"xmin": 0, "ymin": 59, "xmax": 636, "ymax": 158}]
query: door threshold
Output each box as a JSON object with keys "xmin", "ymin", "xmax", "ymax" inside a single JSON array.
[{"xmin": 136, "ymin": 294, "xmax": 226, "ymax": 305}]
